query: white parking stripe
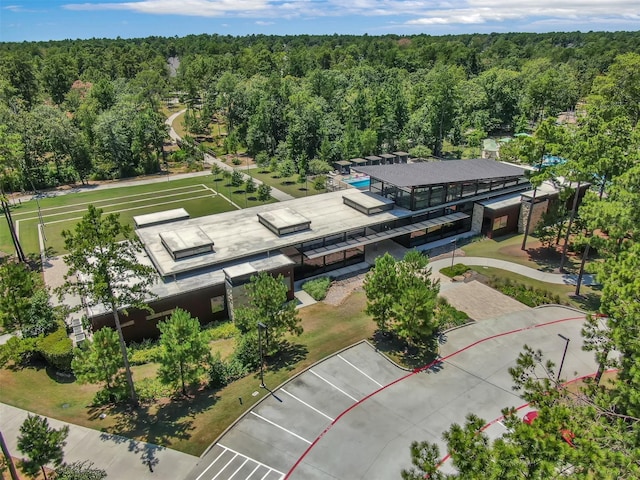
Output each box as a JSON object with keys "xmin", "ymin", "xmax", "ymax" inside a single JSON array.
[
  {"xmin": 195, "ymin": 448, "xmax": 227, "ymax": 480},
  {"xmin": 245, "ymin": 464, "xmax": 260, "ymax": 479},
  {"xmin": 211, "ymin": 453, "xmax": 238, "ymax": 479},
  {"xmin": 218, "ymin": 444, "xmax": 285, "ymax": 476},
  {"xmin": 310, "ymin": 369, "xmax": 359, "ymax": 402},
  {"xmin": 281, "ymin": 388, "xmax": 335, "ymax": 421},
  {"xmin": 250, "ymin": 412, "xmax": 312, "ymax": 445},
  {"xmin": 338, "ymin": 354, "xmax": 383, "ymax": 387},
  {"xmin": 227, "ymin": 458, "xmax": 248, "ymax": 479}
]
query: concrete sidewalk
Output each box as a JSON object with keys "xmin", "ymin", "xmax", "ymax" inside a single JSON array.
[
  {"xmin": 430, "ymin": 256, "xmax": 598, "ymax": 286},
  {"xmin": 0, "ymin": 403, "xmax": 197, "ymax": 479}
]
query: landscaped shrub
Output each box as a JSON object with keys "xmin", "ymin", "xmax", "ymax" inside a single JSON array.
[
  {"xmin": 439, "ymin": 263, "xmax": 470, "ymax": 278},
  {"xmin": 0, "ymin": 336, "xmax": 40, "ymax": 367},
  {"xmin": 436, "ymin": 297, "xmax": 470, "ymax": 330},
  {"xmin": 203, "ymin": 321, "xmax": 239, "ymax": 342},
  {"xmin": 128, "ymin": 338, "xmax": 162, "ymax": 365},
  {"xmin": 136, "ymin": 377, "xmax": 174, "ymax": 402},
  {"xmin": 233, "ymin": 332, "xmax": 260, "ymax": 371},
  {"xmin": 302, "ymin": 277, "xmax": 332, "ymax": 301},
  {"xmin": 208, "ymin": 353, "xmax": 228, "ymax": 388},
  {"xmin": 39, "ymin": 328, "xmax": 73, "ymax": 372},
  {"xmin": 487, "ymin": 277, "xmax": 565, "ymax": 307}
]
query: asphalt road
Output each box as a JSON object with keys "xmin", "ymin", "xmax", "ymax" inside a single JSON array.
[{"xmin": 186, "ymin": 305, "xmax": 596, "ymax": 480}]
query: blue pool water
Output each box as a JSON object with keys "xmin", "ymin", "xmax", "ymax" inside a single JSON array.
[{"xmin": 344, "ymin": 177, "xmax": 370, "ymax": 189}]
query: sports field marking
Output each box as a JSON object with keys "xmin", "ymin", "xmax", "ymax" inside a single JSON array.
[
  {"xmin": 12, "ymin": 185, "xmax": 208, "ymax": 216},
  {"xmin": 217, "ymin": 444, "xmax": 285, "ymax": 479},
  {"xmin": 19, "ymin": 193, "xmax": 216, "ymax": 226},
  {"xmin": 280, "ymin": 389, "xmax": 334, "ymax": 421},
  {"xmin": 337, "ymin": 354, "xmax": 383, "ymax": 387},
  {"xmin": 309, "ymin": 370, "xmax": 359, "ymax": 402},
  {"xmin": 250, "ymin": 412, "xmax": 312, "ymax": 445},
  {"xmin": 16, "ymin": 186, "xmax": 211, "ymax": 221}
]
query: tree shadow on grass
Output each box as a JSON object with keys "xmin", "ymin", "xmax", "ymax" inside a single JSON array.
[
  {"xmin": 569, "ymin": 292, "xmax": 601, "ymax": 312},
  {"xmin": 370, "ymin": 331, "xmax": 439, "ymax": 371},
  {"xmin": 269, "ymin": 341, "xmax": 308, "ymax": 372},
  {"xmin": 91, "ymin": 389, "xmax": 220, "ymax": 447}
]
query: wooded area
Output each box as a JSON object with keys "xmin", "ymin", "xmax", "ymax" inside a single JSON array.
[{"xmin": 1, "ymin": 31, "xmax": 639, "ymax": 191}]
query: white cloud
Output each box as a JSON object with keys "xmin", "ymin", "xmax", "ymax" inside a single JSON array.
[
  {"xmin": 61, "ymin": 0, "xmax": 640, "ymax": 27},
  {"xmin": 256, "ymin": 20, "xmax": 274, "ymax": 25}
]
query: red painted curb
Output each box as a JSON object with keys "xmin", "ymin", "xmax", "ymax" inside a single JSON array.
[{"xmin": 284, "ymin": 315, "xmax": 585, "ymax": 478}]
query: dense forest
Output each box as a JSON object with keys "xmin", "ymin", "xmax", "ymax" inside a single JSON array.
[{"xmin": 1, "ymin": 31, "xmax": 639, "ymax": 191}]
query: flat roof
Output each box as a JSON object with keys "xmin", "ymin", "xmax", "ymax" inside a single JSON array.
[
  {"xmin": 159, "ymin": 226, "xmax": 213, "ymax": 255},
  {"xmin": 86, "ymin": 250, "xmax": 294, "ymax": 318},
  {"xmin": 257, "ymin": 207, "xmax": 310, "ymax": 231},
  {"xmin": 345, "ymin": 191, "xmax": 395, "ymax": 210},
  {"xmin": 392, "ymin": 151, "xmax": 409, "ymax": 156},
  {"xmin": 353, "ymin": 158, "xmax": 526, "ymax": 188},
  {"xmin": 365, "ymin": 155, "xmax": 382, "ymax": 161},
  {"xmin": 350, "ymin": 158, "xmax": 367, "ymax": 164},
  {"xmin": 334, "ymin": 160, "xmax": 352, "ymax": 166},
  {"xmin": 134, "ymin": 208, "xmax": 189, "ymax": 228},
  {"xmin": 137, "ymin": 189, "xmax": 412, "ymax": 277},
  {"xmin": 479, "ymin": 192, "xmax": 522, "ymax": 210},
  {"xmin": 380, "ymin": 153, "xmax": 395, "ymax": 159}
]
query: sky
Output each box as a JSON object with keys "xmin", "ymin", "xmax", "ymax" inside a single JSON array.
[{"xmin": 1, "ymin": 0, "xmax": 639, "ymax": 43}]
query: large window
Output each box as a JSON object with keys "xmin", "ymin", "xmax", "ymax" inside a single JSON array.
[
  {"xmin": 429, "ymin": 186, "xmax": 444, "ymax": 206},
  {"xmin": 493, "ymin": 215, "xmax": 508, "ymax": 230}
]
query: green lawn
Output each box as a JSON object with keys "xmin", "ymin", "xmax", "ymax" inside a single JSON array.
[
  {"xmin": 1, "ymin": 176, "xmax": 248, "ymax": 256},
  {"xmin": 248, "ymin": 169, "xmax": 328, "ymax": 198},
  {"xmin": 0, "ymin": 292, "xmax": 375, "ymax": 456},
  {"xmin": 462, "ymin": 233, "xmax": 586, "ymax": 274}
]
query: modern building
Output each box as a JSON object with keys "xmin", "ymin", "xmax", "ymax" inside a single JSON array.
[{"xmin": 87, "ymin": 158, "xmax": 541, "ymax": 341}]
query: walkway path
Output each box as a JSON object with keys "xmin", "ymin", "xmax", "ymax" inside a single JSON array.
[
  {"xmin": 0, "ymin": 403, "xmax": 198, "ymax": 480},
  {"xmin": 166, "ymin": 108, "xmax": 294, "ymax": 202},
  {"xmin": 429, "ymin": 255, "xmax": 598, "ymax": 286}
]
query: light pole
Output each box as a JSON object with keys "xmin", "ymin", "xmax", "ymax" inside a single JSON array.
[
  {"xmin": 450, "ymin": 237, "xmax": 457, "ymax": 269},
  {"xmin": 258, "ymin": 322, "xmax": 267, "ymax": 388},
  {"xmin": 557, "ymin": 334, "xmax": 570, "ymax": 381}
]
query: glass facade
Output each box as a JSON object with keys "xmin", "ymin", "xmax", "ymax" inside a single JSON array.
[{"xmin": 369, "ymin": 175, "xmax": 528, "ymax": 212}]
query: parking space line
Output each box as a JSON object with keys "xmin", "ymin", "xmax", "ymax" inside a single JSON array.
[
  {"xmin": 281, "ymin": 388, "xmax": 334, "ymax": 421},
  {"xmin": 227, "ymin": 458, "xmax": 248, "ymax": 479},
  {"xmin": 250, "ymin": 412, "xmax": 312, "ymax": 445},
  {"xmin": 310, "ymin": 370, "xmax": 358, "ymax": 402},
  {"xmin": 211, "ymin": 452, "xmax": 238, "ymax": 479},
  {"xmin": 245, "ymin": 464, "xmax": 261, "ymax": 479},
  {"xmin": 195, "ymin": 448, "xmax": 227, "ymax": 480},
  {"xmin": 218, "ymin": 444, "xmax": 285, "ymax": 477},
  {"xmin": 338, "ymin": 354, "xmax": 383, "ymax": 387}
]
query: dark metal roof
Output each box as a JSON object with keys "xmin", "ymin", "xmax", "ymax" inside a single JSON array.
[{"xmin": 352, "ymin": 158, "xmax": 526, "ymax": 188}]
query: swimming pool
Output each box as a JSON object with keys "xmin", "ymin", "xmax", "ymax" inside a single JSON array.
[{"xmin": 344, "ymin": 177, "xmax": 371, "ymax": 189}]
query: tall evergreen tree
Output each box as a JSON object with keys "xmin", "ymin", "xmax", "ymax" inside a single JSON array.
[
  {"xmin": 58, "ymin": 205, "xmax": 157, "ymax": 405},
  {"xmin": 17, "ymin": 415, "xmax": 69, "ymax": 480}
]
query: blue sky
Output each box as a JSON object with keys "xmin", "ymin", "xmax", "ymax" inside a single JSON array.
[{"xmin": 2, "ymin": 0, "xmax": 639, "ymax": 42}]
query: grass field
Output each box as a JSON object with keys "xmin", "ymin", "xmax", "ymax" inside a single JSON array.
[
  {"xmin": 1, "ymin": 175, "xmax": 244, "ymax": 256},
  {"xmin": 249, "ymin": 169, "xmax": 328, "ymax": 198}
]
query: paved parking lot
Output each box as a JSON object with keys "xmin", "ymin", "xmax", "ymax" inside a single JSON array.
[
  {"xmin": 186, "ymin": 306, "xmax": 596, "ymax": 480},
  {"xmin": 187, "ymin": 343, "xmax": 407, "ymax": 480}
]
